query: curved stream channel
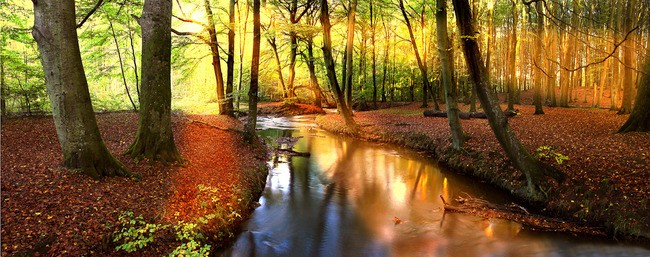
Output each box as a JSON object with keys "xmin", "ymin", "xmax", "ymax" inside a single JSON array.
[{"xmin": 220, "ymin": 115, "xmax": 649, "ymax": 257}]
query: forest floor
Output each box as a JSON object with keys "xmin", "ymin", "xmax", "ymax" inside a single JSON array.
[
  {"xmin": 1, "ymin": 112, "xmax": 268, "ymax": 256},
  {"xmin": 315, "ymin": 102, "xmax": 650, "ymax": 241}
]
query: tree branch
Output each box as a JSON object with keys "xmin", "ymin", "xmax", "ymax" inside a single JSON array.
[
  {"xmin": 77, "ymin": 0, "xmax": 105, "ymax": 28},
  {"xmin": 171, "ymin": 29, "xmax": 210, "ymax": 44},
  {"xmin": 172, "ymin": 14, "xmax": 208, "ymax": 28}
]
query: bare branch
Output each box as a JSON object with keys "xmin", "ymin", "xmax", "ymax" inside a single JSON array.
[
  {"xmin": 172, "ymin": 14, "xmax": 208, "ymax": 28},
  {"xmin": 77, "ymin": 0, "xmax": 105, "ymax": 28},
  {"xmin": 171, "ymin": 28, "xmax": 210, "ymax": 44}
]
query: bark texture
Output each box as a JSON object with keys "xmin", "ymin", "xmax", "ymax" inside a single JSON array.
[
  {"xmin": 32, "ymin": 0, "xmax": 134, "ymax": 179},
  {"xmin": 126, "ymin": 0, "xmax": 181, "ymax": 163}
]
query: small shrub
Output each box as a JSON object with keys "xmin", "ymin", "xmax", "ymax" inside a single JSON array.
[
  {"xmin": 113, "ymin": 211, "xmax": 169, "ymax": 252},
  {"xmin": 536, "ymin": 145, "xmax": 570, "ymax": 165}
]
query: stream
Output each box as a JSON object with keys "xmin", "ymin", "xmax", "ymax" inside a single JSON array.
[{"xmin": 220, "ymin": 115, "xmax": 650, "ymax": 257}]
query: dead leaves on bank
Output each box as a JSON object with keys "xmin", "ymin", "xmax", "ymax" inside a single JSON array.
[{"xmin": 1, "ymin": 112, "xmax": 266, "ymax": 256}]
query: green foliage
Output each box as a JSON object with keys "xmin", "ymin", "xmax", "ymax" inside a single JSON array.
[
  {"xmin": 168, "ymin": 222, "xmax": 211, "ymax": 257},
  {"xmin": 113, "ymin": 211, "xmax": 169, "ymax": 252},
  {"xmin": 113, "ymin": 211, "xmax": 213, "ymax": 256},
  {"xmin": 536, "ymin": 145, "xmax": 570, "ymax": 165}
]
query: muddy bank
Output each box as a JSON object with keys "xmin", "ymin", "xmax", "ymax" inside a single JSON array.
[{"xmin": 315, "ymin": 103, "xmax": 649, "ymax": 240}]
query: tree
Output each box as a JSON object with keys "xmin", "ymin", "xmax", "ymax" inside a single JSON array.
[
  {"xmin": 532, "ymin": 0, "xmax": 544, "ymax": 115},
  {"xmin": 320, "ymin": 0, "xmax": 357, "ymax": 131},
  {"xmin": 343, "ymin": 0, "xmax": 358, "ymax": 109},
  {"xmin": 618, "ymin": 49, "xmax": 650, "ymax": 132},
  {"xmin": 245, "ymin": 0, "xmax": 261, "ymax": 142},
  {"xmin": 32, "ymin": 0, "xmax": 134, "ymax": 179},
  {"xmin": 271, "ymin": 0, "xmax": 316, "ymax": 99},
  {"xmin": 172, "ymin": 0, "xmax": 232, "ymax": 116},
  {"xmin": 617, "ymin": 0, "xmax": 637, "ymax": 115},
  {"xmin": 451, "ymin": 0, "xmax": 563, "ymax": 198},
  {"xmin": 398, "ymin": 0, "xmax": 430, "ymax": 108},
  {"xmin": 126, "ymin": 0, "xmax": 182, "ymax": 163},
  {"xmin": 436, "ymin": 0, "xmax": 464, "ymax": 150}
]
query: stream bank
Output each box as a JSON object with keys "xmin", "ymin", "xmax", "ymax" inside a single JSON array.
[{"xmin": 315, "ymin": 103, "xmax": 650, "ymax": 241}]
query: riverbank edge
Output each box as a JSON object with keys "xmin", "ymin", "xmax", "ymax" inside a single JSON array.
[{"xmin": 314, "ymin": 114, "xmax": 650, "ymax": 241}]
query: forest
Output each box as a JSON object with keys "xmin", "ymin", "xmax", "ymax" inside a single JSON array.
[{"xmin": 1, "ymin": 0, "xmax": 649, "ymax": 256}]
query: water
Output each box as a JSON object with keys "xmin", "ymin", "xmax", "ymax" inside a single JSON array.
[{"xmin": 220, "ymin": 115, "xmax": 650, "ymax": 257}]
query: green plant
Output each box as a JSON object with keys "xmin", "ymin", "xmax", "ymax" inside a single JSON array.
[
  {"xmin": 168, "ymin": 222, "xmax": 211, "ymax": 257},
  {"xmin": 113, "ymin": 211, "xmax": 169, "ymax": 252},
  {"xmin": 536, "ymin": 145, "xmax": 570, "ymax": 165}
]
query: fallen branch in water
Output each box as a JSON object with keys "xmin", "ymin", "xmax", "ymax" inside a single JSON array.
[{"xmin": 440, "ymin": 194, "xmax": 606, "ymax": 236}]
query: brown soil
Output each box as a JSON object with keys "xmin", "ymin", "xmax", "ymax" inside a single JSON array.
[
  {"xmin": 1, "ymin": 112, "xmax": 268, "ymax": 256},
  {"xmin": 316, "ymin": 103, "xmax": 650, "ymax": 240}
]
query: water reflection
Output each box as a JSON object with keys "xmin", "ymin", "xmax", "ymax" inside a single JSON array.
[{"xmin": 221, "ymin": 116, "xmax": 650, "ymax": 257}]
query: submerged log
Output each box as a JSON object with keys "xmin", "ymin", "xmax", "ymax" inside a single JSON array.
[
  {"xmin": 423, "ymin": 110, "xmax": 517, "ymax": 119},
  {"xmin": 439, "ymin": 195, "xmax": 606, "ymax": 235}
]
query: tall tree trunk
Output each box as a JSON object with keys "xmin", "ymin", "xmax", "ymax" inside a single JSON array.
[
  {"xmin": 236, "ymin": 0, "xmax": 250, "ymax": 110},
  {"xmin": 320, "ymin": 0, "xmax": 357, "ymax": 131},
  {"xmin": 224, "ymin": 0, "xmax": 236, "ymax": 116},
  {"xmin": 618, "ymin": 0, "xmax": 636, "ymax": 114},
  {"xmin": 245, "ymin": 0, "xmax": 261, "ymax": 142},
  {"xmin": 127, "ymin": 26, "xmax": 140, "ymax": 97},
  {"xmin": 506, "ymin": 0, "xmax": 517, "ymax": 112},
  {"xmin": 546, "ymin": 22, "xmax": 557, "ymax": 107},
  {"xmin": 398, "ymin": 0, "xmax": 430, "ymax": 108},
  {"xmin": 486, "ymin": 0, "xmax": 495, "ymax": 91},
  {"xmin": 204, "ymin": 0, "xmax": 228, "ymax": 114},
  {"xmin": 610, "ymin": 0, "xmax": 622, "ymax": 111},
  {"xmin": 305, "ymin": 38, "xmax": 323, "ymax": 107},
  {"xmin": 370, "ymin": 0, "xmax": 377, "ymax": 109},
  {"xmin": 343, "ymin": 0, "xmax": 357, "ymax": 109},
  {"xmin": 452, "ymin": 0, "xmax": 563, "ymax": 198},
  {"xmin": 33, "ymin": 0, "xmax": 135, "ymax": 178},
  {"xmin": 266, "ymin": 35, "xmax": 288, "ymax": 98},
  {"xmin": 126, "ymin": 0, "xmax": 181, "ymax": 164},
  {"xmin": 619, "ymin": 49, "xmax": 650, "ymax": 132},
  {"xmin": 108, "ymin": 18, "xmax": 138, "ymax": 112},
  {"xmin": 437, "ymin": 0, "xmax": 464, "ymax": 150},
  {"xmin": 381, "ymin": 18, "xmax": 389, "ymax": 103},
  {"xmin": 533, "ymin": 1, "xmax": 544, "ymax": 114}
]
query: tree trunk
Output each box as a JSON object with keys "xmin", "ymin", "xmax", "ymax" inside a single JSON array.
[
  {"xmin": 126, "ymin": 0, "xmax": 181, "ymax": 164},
  {"xmin": 343, "ymin": 0, "xmax": 357, "ymax": 109},
  {"xmin": 32, "ymin": 0, "xmax": 135, "ymax": 178},
  {"xmin": 452, "ymin": 0, "xmax": 563, "ymax": 199},
  {"xmin": 381, "ymin": 18, "xmax": 390, "ymax": 103},
  {"xmin": 320, "ymin": 0, "xmax": 356, "ymax": 131},
  {"xmin": 370, "ymin": 0, "xmax": 377, "ymax": 109},
  {"xmin": 437, "ymin": 0, "xmax": 464, "ymax": 150},
  {"xmin": 266, "ymin": 34, "xmax": 287, "ymax": 98},
  {"xmin": 306, "ymin": 38, "xmax": 323, "ymax": 107},
  {"xmin": 224, "ymin": 0, "xmax": 236, "ymax": 116},
  {"xmin": 398, "ymin": 0, "xmax": 430, "ymax": 108},
  {"xmin": 506, "ymin": 0, "xmax": 517, "ymax": 112},
  {"xmin": 236, "ymin": 0, "xmax": 250, "ymax": 110},
  {"xmin": 108, "ymin": 18, "xmax": 138, "ymax": 112},
  {"xmin": 245, "ymin": 0, "xmax": 261, "ymax": 142},
  {"xmin": 617, "ymin": 0, "xmax": 636, "ymax": 115},
  {"xmin": 204, "ymin": 0, "xmax": 228, "ymax": 114},
  {"xmin": 533, "ymin": 1, "xmax": 544, "ymax": 114},
  {"xmin": 619, "ymin": 49, "xmax": 650, "ymax": 132}
]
